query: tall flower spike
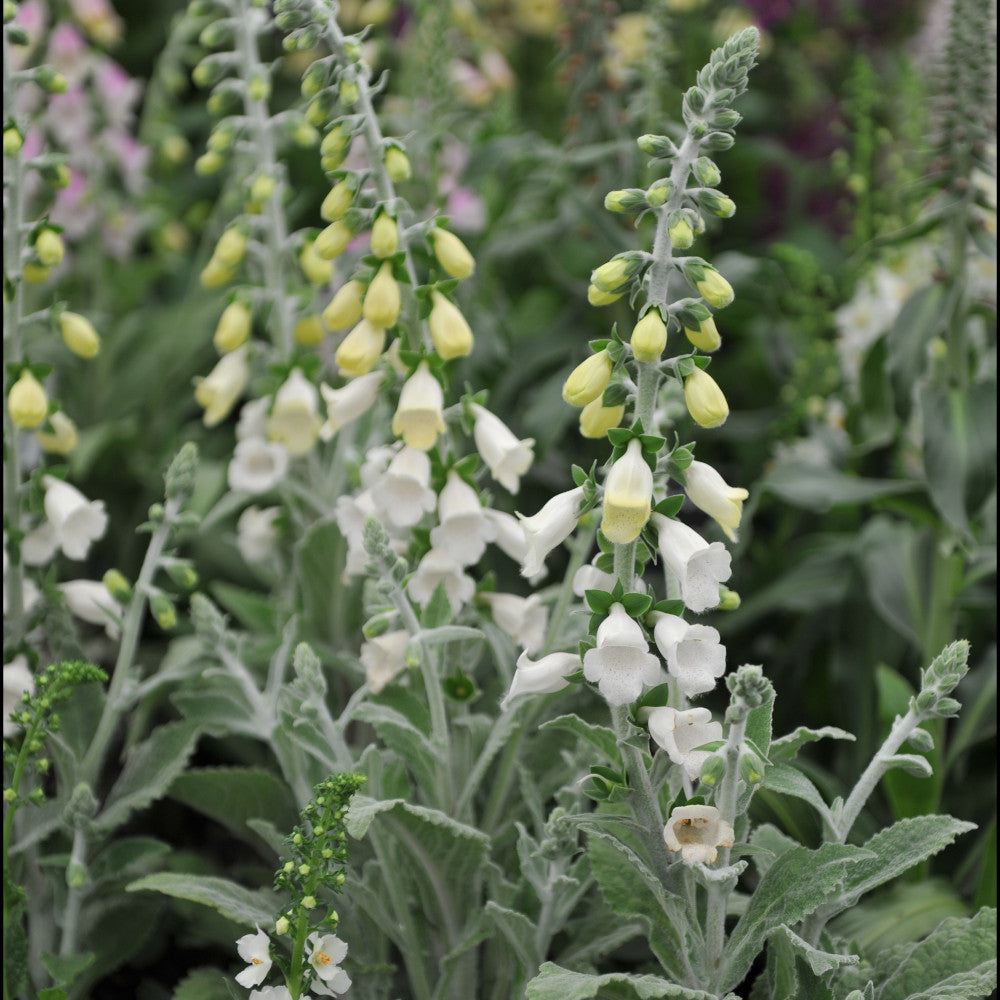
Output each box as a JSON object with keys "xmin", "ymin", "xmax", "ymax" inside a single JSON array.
[{"xmin": 600, "ymin": 438, "xmax": 653, "ymax": 544}]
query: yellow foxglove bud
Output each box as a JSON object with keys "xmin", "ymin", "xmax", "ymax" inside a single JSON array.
[
  {"xmin": 604, "ymin": 188, "xmax": 647, "ymax": 213},
  {"xmin": 320, "ymin": 124, "xmax": 350, "ymax": 166},
  {"xmin": 430, "ymin": 228, "xmax": 475, "ymax": 280},
  {"xmin": 646, "ymin": 181, "xmax": 672, "ymax": 207},
  {"xmin": 59, "ymin": 312, "xmax": 101, "ymax": 358},
  {"xmin": 562, "ymin": 350, "xmax": 613, "ymax": 407},
  {"xmin": 363, "ymin": 262, "xmax": 401, "ymax": 328},
  {"xmin": 247, "ymin": 73, "xmax": 271, "ymax": 101},
  {"xmin": 587, "ymin": 284, "xmax": 624, "ymax": 307},
  {"xmin": 200, "ymin": 256, "xmax": 235, "ymax": 289},
  {"xmin": 717, "ymin": 587, "xmax": 741, "ymax": 611},
  {"xmin": 695, "ymin": 268, "xmax": 734, "ymax": 309},
  {"xmin": 428, "ymin": 290, "xmax": 473, "ymax": 360},
  {"xmin": 214, "ymin": 228, "xmax": 248, "ymax": 267},
  {"xmin": 335, "ymin": 318, "xmax": 386, "ymax": 378},
  {"xmin": 35, "ymin": 410, "xmax": 78, "ymax": 454},
  {"xmin": 668, "ymin": 217, "xmax": 694, "ymax": 249},
  {"xmin": 315, "ymin": 220, "xmax": 354, "ymax": 260},
  {"xmin": 684, "ymin": 316, "xmax": 721, "ymax": 352},
  {"xmin": 630, "ymin": 308, "xmax": 667, "ymax": 362},
  {"xmin": 213, "ymin": 301, "xmax": 251, "ymax": 353},
  {"xmin": 293, "ymin": 314, "xmax": 326, "ymax": 347},
  {"xmin": 392, "ymin": 361, "xmax": 445, "ymax": 450},
  {"xmin": 384, "ymin": 146, "xmax": 411, "ymax": 182},
  {"xmin": 8, "ymin": 370, "xmax": 48, "ymax": 429},
  {"xmin": 339, "ymin": 77, "xmax": 360, "ymax": 106},
  {"xmin": 292, "ymin": 121, "xmax": 319, "ymax": 147},
  {"xmin": 194, "ymin": 345, "xmax": 249, "ymax": 426},
  {"xmin": 23, "ymin": 262, "xmax": 51, "ymax": 284},
  {"xmin": 370, "ymin": 212, "xmax": 399, "ymax": 258},
  {"xmin": 320, "ymin": 179, "xmax": 354, "ymax": 222},
  {"xmin": 590, "ymin": 257, "xmax": 633, "ymax": 293},
  {"xmin": 683, "ymin": 368, "xmax": 729, "ymax": 428},
  {"xmin": 35, "ymin": 229, "xmax": 65, "ymax": 267},
  {"xmin": 601, "ymin": 438, "xmax": 653, "ymax": 544},
  {"xmin": 299, "ymin": 239, "xmax": 334, "ymax": 285},
  {"xmin": 322, "ymin": 280, "xmax": 365, "ymax": 330},
  {"xmin": 248, "ymin": 173, "xmax": 276, "ymax": 210},
  {"xmin": 102, "ymin": 568, "xmax": 133, "ymax": 603},
  {"xmin": 3, "ymin": 126, "xmax": 23, "ymax": 157},
  {"xmin": 195, "ymin": 150, "xmax": 225, "ymax": 176},
  {"xmin": 579, "ymin": 398, "xmax": 625, "ymax": 439},
  {"xmin": 151, "ymin": 594, "xmax": 178, "ymax": 630}
]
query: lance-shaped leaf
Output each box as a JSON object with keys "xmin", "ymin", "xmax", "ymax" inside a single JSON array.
[
  {"xmin": 526, "ymin": 962, "xmax": 730, "ymax": 1000},
  {"xmin": 126, "ymin": 873, "xmax": 278, "ymax": 928}
]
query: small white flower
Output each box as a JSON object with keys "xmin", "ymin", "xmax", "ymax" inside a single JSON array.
[
  {"xmin": 470, "ymin": 404, "xmax": 534, "ymax": 494},
  {"xmin": 663, "ymin": 804, "xmax": 735, "ymax": 865},
  {"xmin": 306, "ymin": 931, "xmax": 352, "ymax": 996},
  {"xmin": 646, "ymin": 706, "xmax": 722, "ymax": 780},
  {"xmin": 236, "ymin": 397, "xmax": 271, "ymax": 441},
  {"xmin": 683, "ymin": 461, "xmax": 749, "ymax": 542},
  {"xmin": 600, "ymin": 438, "xmax": 653, "ymax": 544},
  {"xmin": 652, "ymin": 612, "xmax": 726, "ymax": 698},
  {"xmin": 235, "ymin": 927, "xmax": 272, "ymax": 988},
  {"xmin": 248, "ymin": 987, "xmax": 292, "ymax": 1000},
  {"xmin": 320, "ymin": 371, "xmax": 384, "ymax": 439},
  {"xmin": 429, "ymin": 472, "xmax": 497, "ymax": 566},
  {"xmin": 335, "ymin": 491, "xmax": 379, "ymax": 578},
  {"xmin": 582, "ymin": 603, "xmax": 661, "ymax": 706},
  {"xmin": 228, "ymin": 438, "xmax": 291, "ymax": 494},
  {"xmin": 267, "ymin": 368, "xmax": 323, "ymax": 457},
  {"xmin": 21, "ymin": 521, "xmax": 59, "ymax": 566},
  {"xmin": 359, "ymin": 445, "xmax": 397, "ymax": 489},
  {"xmin": 653, "ymin": 515, "xmax": 731, "ymax": 614},
  {"xmin": 42, "ymin": 476, "xmax": 108, "ymax": 560},
  {"xmin": 392, "ymin": 361, "xmax": 446, "ymax": 451},
  {"xmin": 4, "ymin": 655, "xmax": 35, "ymax": 738},
  {"xmin": 236, "ymin": 506, "xmax": 282, "ymax": 564},
  {"xmin": 360, "ymin": 630, "xmax": 410, "ymax": 693},
  {"xmin": 483, "ymin": 592, "xmax": 548, "ymax": 655},
  {"xmin": 517, "ymin": 486, "xmax": 584, "ymax": 579},
  {"xmin": 59, "ymin": 579, "xmax": 124, "ymax": 640},
  {"xmin": 407, "ymin": 548, "xmax": 475, "ymax": 615},
  {"xmin": 571, "ymin": 562, "xmax": 616, "ymax": 598},
  {"xmin": 500, "ymin": 649, "xmax": 579, "ymax": 710},
  {"xmin": 373, "ymin": 447, "xmax": 437, "ymax": 530}
]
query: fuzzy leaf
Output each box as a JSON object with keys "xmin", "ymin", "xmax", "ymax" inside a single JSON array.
[
  {"xmin": 209, "ymin": 581, "xmax": 276, "ymax": 632},
  {"xmin": 352, "ymin": 703, "xmax": 443, "ymax": 792},
  {"xmin": 762, "ymin": 461, "xmax": 918, "ymax": 512},
  {"xmin": 483, "ymin": 902, "xmax": 539, "ymax": 978},
  {"xmin": 761, "ymin": 763, "xmax": 832, "ymax": 825},
  {"xmin": 171, "ymin": 968, "xmax": 234, "ymax": 1000},
  {"xmin": 541, "ymin": 714, "xmax": 621, "ymax": 765},
  {"xmin": 769, "ymin": 726, "xmax": 856, "ymax": 761},
  {"xmin": 420, "ymin": 581, "xmax": 454, "ymax": 629},
  {"xmin": 770, "ymin": 925, "xmax": 858, "ymax": 975},
  {"xmin": 126, "ymin": 873, "xmax": 277, "ymax": 928},
  {"xmin": 526, "ymin": 962, "xmax": 723, "ymax": 1000}
]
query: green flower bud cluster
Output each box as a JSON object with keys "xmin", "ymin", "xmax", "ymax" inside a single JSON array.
[{"xmin": 913, "ymin": 640, "xmax": 969, "ymax": 719}]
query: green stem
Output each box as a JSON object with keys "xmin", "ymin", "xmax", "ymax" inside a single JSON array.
[{"xmin": 286, "ymin": 912, "xmax": 309, "ymax": 999}]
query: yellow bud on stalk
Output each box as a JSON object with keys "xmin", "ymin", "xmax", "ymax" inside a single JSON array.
[
  {"xmin": 428, "ymin": 289, "xmax": 473, "ymax": 360},
  {"xmin": 630, "ymin": 308, "xmax": 667, "ymax": 362},
  {"xmin": 247, "ymin": 74, "xmax": 271, "ymax": 102},
  {"xmin": 323, "ymin": 280, "xmax": 365, "ymax": 330},
  {"xmin": 320, "ymin": 124, "xmax": 350, "ymax": 165},
  {"xmin": 35, "ymin": 229, "xmax": 65, "ymax": 267},
  {"xmin": 384, "ymin": 146, "xmax": 411, "ymax": 182},
  {"xmin": 590, "ymin": 257, "xmax": 633, "ymax": 293},
  {"xmin": 684, "ymin": 316, "xmax": 721, "ymax": 352},
  {"xmin": 370, "ymin": 212, "xmax": 399, "ymax": 258},
  {"xmin": 562, "ymin": 350, "xmax": 613, "ymax": 407},
  {"xmin": 335, "ymin": 319, "xmax": 386, "ymax": 377},
  {"xmin": 213, "ymin": 302, "xmax": 251, "ymax": 353},
  {"xmin": 320, "ymin": 180, "xmax": 354, "ymax": 222},
  {"xmin": 587, "ymin": 284, "xmax": 624, "ymax": 307},
  {"xmin": 579, "ymin": 398, "xmax": 625, "ymax": 439},
  {"xmin": 646, "ymin": 181, "xmax": 672, "ymax": 207},
  {"xmin": 667, "ymin": 217, "xmax": 694, "ymax": 249},
  {"xmin": 200, "ymin": 257, "xmax": 236, "ymax": 289},
  {"xmin": 214, "ymin": 228, "xmax": 248, "ymax": 267},
  {"xmin": 3, "ymin": 126, "xmax": 23, "ymax": 157},
  {"xmin": 315, "ymin": 220, "xmax": 354, "ymax": 260},
  {"xmin": 8, "ymin": 370, "xmax": 49, "ymax": 429},
  {"xmin": 299, "ymin": 239, "xmax": 335, "ymax": 285},
  {"xmin": 430, "ymin": 228, "xmax": 475, "ymax": 279},
  {"xmin": 293, "ymin": 315, "xmax": 326, "ymax": 347},
  {"xmin": 695, "ymin": 267, "xmax": 734, "ymax": 309},
  {"xmin": 35, "ymin": 410, "xmax": 78, "ymax": 454},
  {"xmin": 22, "ymin": 262, "xmax": 51, "ymax": 284},
  {"xmin": 683, "ymin": 368, "xmax": 729, "ymax": 428},
  {"xmin": 59, "ymin": 312, "xmax": 101, "ymax": 358},
  {"xmin": 363, "ymin": 263, "xmax": 401, "ymax": 328},
  {"xmin": 195, "ymin": 150, "xmax": 225, "ymax": 176}
]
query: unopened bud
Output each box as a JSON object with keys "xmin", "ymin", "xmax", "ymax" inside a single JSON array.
[
  {"xmin": 699, "ymin": 754, "xmax": 726, "ymax": 787},
  {"xmin": 604, "ymin": 188, "xmax": 647, "ymax": 213},
  {"xmin": 383, "ymin": 145, "xmax": 411, "ymax": 182},
  {"xmin": 102, "ymin": 569, "xmax": 133, "ymax": 604},
  {"xmin": 151, "ymin": 595, "xmax": 178, "ymax": 630},
  {"xmin": 35, "ymin": 229, "xmax": 65, "ymax": 268}
]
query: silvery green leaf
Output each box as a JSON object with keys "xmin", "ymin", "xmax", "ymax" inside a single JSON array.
[
  {"xmin": 541, "ymin": 713, "xmax": 622, "ymax": 766},
  {"xmin": 126, "ymin": 873, "xmax": 277, "ymax": 928},
  {"xmin": 352, "ymin": 703, "xmax": 443, "ymax": 790},
  {"xmin": 689, "ymin": 859, "xmax": 747, "ymax": 886},
  {"xmin": 769, "ymin": 725, "xmax": 856, "ymax": 761},
  {"xmin": 526, "ymin": 962, "xmax": 721, "ymax": 1000},
  {"xmin": 761, "ymin": 763, "xmax": 833, "ymax": 825},
  {"xmin": 415, "ymin": 624, "xmax": 484, "ymax": 646},
  {"xmin": 882, "ymin": 753, "xmax": 934, "ymax": 778},
  {"xmin": 482, "ymin": 902, "xmax": 539, "ymax": 977},
  {"xmin": 770, "ymin": 925, "xmax": 858, "ymax": 976}
]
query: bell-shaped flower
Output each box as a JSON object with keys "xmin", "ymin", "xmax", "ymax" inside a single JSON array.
[
  {"xmin": 652, "ymin": 612, "xmax": 726, "ymax": 698},
  {"xmin": 248, "ymin": 987, "xmax": 292, "ymax": 1000},
  {"xmin": 21, "ymin": 522, "xmax": 59, "ymax": 566},
  {"xmin": 663, "ymin": 804, "xmax": 735, "ymax": 865},
  {"xmin": 320, "ymin": 371, "xmax": 384, "ymax": 439},
  {"xmin": 392, "ymin": 362, "xmax": 446, "ymax": 451},
  {"xmin": 59, "ymin": 579, "xmax": 124, "ymax": 640},
  {"xmin": 600, "ymin": 439, "xmax": 653, "ymax": 544},
  {"xmin": 363, "ymin": 261, "xmax": 401, "ymax": 328},
  {"xmin": 42, "ymin": 476, "xmax": 108, "ymax": 560},
  {"xmin": 483, "ymin": 592, "xmax": 548, "ymax": 655},
  {"xmin": 335, "ymin": 318, "xmax": 386, "ymax": 378},
  {"xmin": 374, "ymin": 447, "xmax": 437, "ymax": 529},
  {"xmin": 430, "ymin": 472, "xmax": 497, "ymax": 565},
  {"xmin": 306, "ymin": 931, "xmax": 352, "ymax": 997},
  {"xmin": 582, "ymin": 603, "xmax": 661, "ymax": 706},
  {"xmin": 360, "ymin": 630, "xmax": 411, "ymax": 693},
  {"xmin": 194, "ymin": 344, "xmax": 249, "ymax": 427},
  {"xmin": 683, "ymin": 460, "xmax": 749, "ymax": 542},
  {"xmin": 572, "ymin": 562, "xmax": 616, "ymax": 598},
  {"xmin": 236, "ymin": 397, "xmax": 270, "ymax": 440},
  {"xmin": 683, "ymin": 368, "xmax": 729, "ymax": 429},
  {"xmin": 236, "ymin": 506, "xmax": 281, "ymax": 564},
  {"xmin": 653, "ymin": 514, "xmax": 731, "ymax": 614},
  {"xmin": 335, "ymin": 491, "xmax": 382, "ymax": 578},
  {"xmin": 407, "ymin": 547, "xmax": 475, "ymax": 616},
  {"xmin": 647, "ymin": 705, "xmax": 722, "ymax": 780},
  {"xmin": 484, "ymin": 508, "xmax": 527, "ymax": 561},
  {"xmin": 323, "ymin": 279, "xmax": 364, "ymax": 331},
  {"xmin": 266, "ymin": 369, "xmax": 323, "ymax": 457},
  {"xmin": 517, "ymin": 486, "xmax": 584, "ymax": 579},
  {"xmin": 35, "ymin": 410, "xmax": 79, "ymax": 455},
  {"xmin": 228, "ymin": 438, "xmax": 290, "ymax": 494},
  {"xmin": 235, "ymin": 928, "xmax": 272, "ymax": 988},
  {"xmin": 4, "ymin": 655, "xmax": 35, "ymax": 738},
  {"xmin": 470, "ymin": 404, "xmax": 533, "ymax": 494},
  {"xmin": 500, "ymin": 650, "xmax": 579, "ymax": 710},
  {"xmin": 428, "ymin": 290, "xmax": 473, "ymax": 360},
  {"xmin": 562, "ymin": 350, "xmax": 612, "ymax": 407}
]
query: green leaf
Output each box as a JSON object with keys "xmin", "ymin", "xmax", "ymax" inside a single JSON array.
[
  {"xmin": 621, "ymin": 592, "xmax": 653, "ymax": 618},
  {"xmin": 90, "ymin": 837, "xmax": 171, "ymax": 886},
  {"xmin": 41, "ymin": 951, "xmax": 96, "ymax": 988},
  {"xmin": 760, "ymin": 763, "xmax": 833, "ymax": 825},
  {"xmin": 95, "ymin": 722, "xmax": 200, "ymax": 833},
  {"xmin": 38, "ymin": 991, "xmax": 68, "ymax": 1000},
  {"xmin": 769, "ymin": 925, "xmax": 858, "ymax": 976},
  {"xmin": 540, "ymin": 713, "xmax": 621, "ymax": 765},
  {"xmin": 526, "ymin": 962, "xmax": 723, "ymax": 1000},
  {"xmin": 483, "ymin": 902, "xmax": 539, "ymax": 979},
  {"xmin": 352, "ymin": 703, "xmax": 443, "ymax": 792},
  {"xmin": 885, "ymin": 283, "xmax": 947, "ymax": 412},
  {"xmin": 585, "ymin": 589, "xmax": 614, "ymax": 615},
  {"xmin": 209, "ymin": 581, "xmax": 276, "ymax": 632},
  {"xmin": 653, "ymin": 495, "xmax": 684, "ymax": 517},
  {"xmin": 171, "ymin": 967, "xmax": 235, "ymax": 1000},
  {"xmin": 745, "ymin": 690, "xmax": 774, "ymax": 761},
  {"xmin": 421, "ymin": 581, "xmax": 454, "ymax": 629},
  {"xmin": 762, "ymin": 461, "xmax": 918, "ymax": 512},
  {"xmin": 126, "ymin": 873, "xmax": 278, "ymax": 928},
  {"xmin": 720, "ymin": 843, "xmax": 871, "ymax": 992},
  {"xmin": 770, "ymin": 726, "xmax": 855, "ymax": 761}
]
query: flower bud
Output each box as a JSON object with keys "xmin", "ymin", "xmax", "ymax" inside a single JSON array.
[
  {"xmin": 587, "ymin": 284, "xmax": 624, "ymax": 307},
  {"xmin": 320, "ymin": 179, "xmax": 355, "ymax": 222},
  {"xmin": 323, "ymin": 280, "xmax": 365, "ymax": 330},
  {"xmin": 697, "ymin": 188, "xmax": 736, "ymax": 218},
  {"xmin": 293, "ymin": 315, "xmax": 326, "ymax": 347},
  {"xmin": 307, "ymin": 94, "xmax": 335, "ymax": 128},
  {"xmin": 339, "ymin": 77, "xmax": 360, "ymax": 106},
  {"xmin": 102, "ymin": 569, "xmax": 133, "ymax": 603},
  {"xmin": 214, "ymin": 228, "xmax": 248, "ymax": 267},
  {"xmin": 693, "ymin": 156, "xmax": 722, "ymax": 186},
  {"xmin": 248, "ymin": 174, "xmax": 276, "ymax": 211},
  {"xmin": 23, "ymin": 262, "xmax": 51, "ymax": 284},
  {"xmin": 683, "ymin": 369, "xmax": 729, "ymax": 429},
  {"xmin": 59, "ymin": 312, "xmax": 101, "ymax": 358},
  {"xmin": 692, "ymin": 266, "xmax": 734, "ymax": 309},
  {"xmin": 35, "ymin": 410, "xmax": 78, "ymax": 455},
  {"xmin": 8, "ymin": 370, "xmax": 48, "ymax": 429},
  {"xmin": 384, "ymin": 145, "xmax": 411, "ymax": 182},
  {"xmin": 320, "ymin": 124, "xmax": 350, "ymax": 168},
  {"xmin": 562, "ymin": 350, "xmax": 613, "ymax": 407},
  {"xmin": 370, "ymin": 212, "xmax": 399, "ymax": 258},
  {"xmin": 314, "ymin": 220, "xmax": 354, "ymax": 260},
  {"xmin": 199, "ymin": 256, "xmax": 235, "ymax": 289},
  {"xmin": 299, "ymin": 239, "xmax": 334, "ymax": 285},
  {"xmin": 247, "ymin": 74, "xmax": 271, "ymax": 102},
  {"xmin": 165, "ymin": 562, "xmax": 199, "ymax": 590},
  {"xmin": 668, "ymin": 216, "xmax": 694, "ymax": 249},
  {"xmin": 428, "ymin": 290, "xmax": 473, "ymax": 360},
  {"xmin": 645, "ymin": 181, "xmax": 672, "ymax": 207},
  {"xmin": 717, "ymin": 587, "xmax": 741, "ymax": 610},
  {"xmin": 35, "ymin": 66, "xmax": 68, "ymax": 94},
  {"xmin": 604, "ymin": 188, "xmax": 647, "ymax": 213},
  {"xmin": 698, "ymin": 754, "xmax": 726, "ymax": 788},
  {"xmin": 430, "ymin": 228, "xmax": 475, "ymax": 280},
  {"xmin": 3, "ymin": 126, "xmax": 23, "ymax": 157},
  {"xmin": 637, "ymin": 133, "xmax": 677, "ymax": 157},
  {"xmin": 590, "ymin": 255, "xmax": 641, "ymax": 293},
  {"xmin": 630, "ymin": 308, "xmax": 667, "ymax": 362},
  {"xmin": 363, "ymin": 263, "xmax": 401, "ymax": 329},
  {"xmin": 579, "ymin": 398, "xmax": 625, "ymax": 439},
  {"xmin": 335, "ymin": 319, "xmax": 385, "ymax": 378},
  {"xmin": 214, "ymin": 301, "xmax": 252, "ymax": 353},
  {"xmin": 684, "ymin": 316, "xmax": 721, "ymax": 352},
  {"xmin": 275, "ymin": 916, "xmax": 290, "ymax": 935},
  {"xmin": 150, "ymin": 594, "xmax": 178, "ymax": 630},
  {"xmin": 194, "ymin": 150, "xmax": 225, "ymax": 176},
  {"xmin": 35, "ymin": 229, "xmax": 65, "ymax": 267}
]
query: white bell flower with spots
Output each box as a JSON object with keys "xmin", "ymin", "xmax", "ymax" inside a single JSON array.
[
  {"xmin": 392, "ymin": 361, "xmax": 446, "ymax": 451},
  {"xmin": 582, "ymin": 603, "xmax": 661, "ymax": 706},
  {"xmin": 600, "ymin": 438, "xmax": 653, "ymax": 544},
  {"xmin": 306, "ymin": 931, "xmax": 352, "ymax": 996},
  {"xmin": 646, "ymin": 706, "xmax": 722, "ymax": 780},
  {"xmin": 470, "ymin": 403, "xmax": 534, "ymax": 494},
  {"xmin": 500, "ymin": 650, "xmax": 580, "ymax": 710},
  {"xmin": 234, "ymin": 927, "xmax": 272, "ymax": 988},
  {"xmin": 266, "ymin": 368, "xmax": 323, "ymax": 457},
  {"xmin": 652, "ymin": 612, "xmax": 726, "ymax": 698},
  {"xmin": 663, "ymin": 804, "xmax": 735, "ymax": 865},
  {"xmin": 653, "ymin": 514, "xmax": 731, "ymax": 614},
  {"xmin": 429, "ymin": 471, "xmax": 497, "ymax": 566}
]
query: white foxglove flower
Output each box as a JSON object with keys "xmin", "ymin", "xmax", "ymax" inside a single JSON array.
[
  {"xmin": 470, "ymin": 403, "xmax": 534, "ymax": 494},
  {"xmin": 59, "ymin": 579, "xmax": 124, "ymax": 640},
  {"xmin": 572, "ymin": 562, "xmax": 616, "ymax": 598},
  {"xmin": 42, "ymin": 476, "xmax": 108, "ymax": 560},
  {"xmin": 335, "ymin": 491, "xmax": 379, "ymax": 578},
  {"xmin": 236, "ymin": 506, "xmax": 281, "ymax": 564},
  {"xmin": 652, "ymin": 612, "xmax": 726, "ymax": 698},
  {"xmin": 374, "ymin": 448, "xmax": 436, "ymax": 529},
  {"xmin": 483, "ymin": 592, "xmax": 548, "ymax": 655},
  {"xmin": 485, "ymin": 509, "xmax": 528, "ymax": 563},
  {"xmin": 500, "ymin": 650, "xmax": 579, "ymax": 710},
  {"xmin": 236, "ymin": 397, "xmax": 271, "ymax": 440},
  {"xmin": 306, "ymin": 931, "xmax": 352, "ymax": 996},
  {"xmin": 430, "ymin": 472, "xmax": 497, "ymax": 566},
  {"xmin": 194, "ymin": 344, "xmax": 249, "ymax": 427},
  {"xmin": 235, "ymin": 928, "xmax": 272, "ymax": 988},
  {"xmin": 663, "ymin": 804, "xmax": 735, "ymax": 865},
  {"xmin": 320, "ymin": 371, "xmax": 384, "ymax": 439},
  {"xmin": 407, "ymin": 548, "xmax": 474, "ymax": 615},
  {"xmin": 582, "ymin": 603, "xmax": 661, "ymax": 706},
  {"xmin": 600, "ymin": 438, "xmax": 653, "ymax": 544},
  {"xmin": 228, "ymin": 438, "xmax": 290, "ymax": 494},
  {"xmin": 249, "ymin": 988, "xmax": 292, "ymax": 1000},
  {"xmin": 266, "ymin": 368, "xmax": 323, "ymax": 457},
  {"xmin": 360, "ymin": 630, "xmax": 410, "ymax": 693},
  {"xmin": 653, "ymin": 514, "xmax": 731, "ymax": 614},
  {"xmin": 647, "ymin": 706, "xmax": 722, "ymax": 780},
  {"xmin": 21, "ymin": 521, "xmax": 59, "ymax": 566},
  {"xmin": 392, "ymin": 361, "xmax": 446, "ymax": 451},
  {"xmin": 359, "ymin": 445, "xmax": 397, "ymax": 490},
  {"xmin": 4, "ymin": 655, "xmax": 34, "ymax": 738},
  {"xmin": 683, "ymin": 460, "xmax": 749, "ymax": 542},
  {"xmin": 517, "ymin": 486, "xmax": 584, "ymax": 579}
]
